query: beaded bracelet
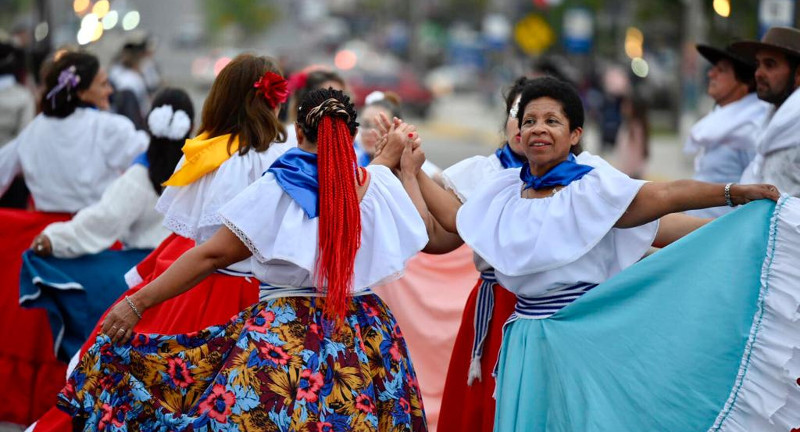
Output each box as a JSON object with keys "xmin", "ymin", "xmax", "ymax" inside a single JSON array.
[
  {"xmin": 724, "ymin": 183, "xmax": 736, "ymax": 207},
  {"xmin": 125, "ymin": 295, "xmax": 143, "ymax": 319}
]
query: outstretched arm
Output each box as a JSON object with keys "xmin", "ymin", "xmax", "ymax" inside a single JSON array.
[
  {"xmin": 616, "ymin": 181, "xmax": 779, "ymax": 229},
  {"xmin": 101, "ymin": 226, "xmax": 252, "ymax": 343}
]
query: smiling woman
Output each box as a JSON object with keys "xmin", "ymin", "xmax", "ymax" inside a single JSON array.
[{"xmin": 447, "ymin": 76, "xmax": 788, "ymax": 431}]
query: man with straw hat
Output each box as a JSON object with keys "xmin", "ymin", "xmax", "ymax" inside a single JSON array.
[
  {"xmin": 732, "ymin": 26, "xmax": 800, "ymax": 196},
  {"xmin": 684, "ymin": 42, "xmax": 770, "ymax": 218}
]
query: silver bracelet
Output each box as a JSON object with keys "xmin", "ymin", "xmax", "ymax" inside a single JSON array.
[
  {"xmin": 125, "ymin": 295, "xmax": 143, "ymax": 319},
  {"xmin": 724, "ymin": 183, "xmax": 736, "ymax": 207}
]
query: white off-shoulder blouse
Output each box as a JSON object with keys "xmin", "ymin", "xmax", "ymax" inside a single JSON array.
[
  {"xmin": 155, "ymin": 141, "xmax": 294, "ymax": 273},
  {"xmin": 219, "ymin": 164, "xmax": 429, "ymax": 291},
  {"xmin": 456, "ymin": 152, "xmax": 659, "ymax": 297}
]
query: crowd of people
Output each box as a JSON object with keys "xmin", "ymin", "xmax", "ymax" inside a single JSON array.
[{"xmin": 0, "ymin": 24, "xmax": 799, "ymax": 432}]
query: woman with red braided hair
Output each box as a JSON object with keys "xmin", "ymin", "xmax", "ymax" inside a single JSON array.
[
  {"xmin": 30, "ymin": 53, "xmax": 296, "ymax": 432},
  {"xmin": 58, "ymin": 88, "xmax": 430, "ymax": 431}
]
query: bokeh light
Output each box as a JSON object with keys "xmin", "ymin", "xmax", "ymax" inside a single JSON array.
[
  {"xmin": 92, "ymin": 0, "xmax": 110, "ymax": 18},
  {"xmin": 34, "ymin": 22, "xmax": 49, "ymax": 42},
  {"xmin": 625, "ymin": 27, "xmax": 644, "ymax": 59},
  {"xmin": 334, "ymin": 50, "xmax": 358, "ymax": 70},
  {"xmin": 122, "ymin": 11, "xmax": 140, "ymax": 31},
  {"xmin": 214, "ymin": 57, "xmax": 231, "ymax": 76},
  {"xmin": 102, "ymin": 11, "xmax": 119, "ymax": 30},
  {"xmin": 73, "ymin": 0, "xmax": 90, "ymax": 15},
  {"xmin": 713, "ymin": 0, "xmax": 731, "ymax": 17},
  {"xmin": 631, "ymin": 57, "xmax": 649, "ymax": 78}
]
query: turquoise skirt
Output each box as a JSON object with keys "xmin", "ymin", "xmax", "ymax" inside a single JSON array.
[{"xmin": 495, "ymin": 198, "xmax": 800, "ymax": 431}]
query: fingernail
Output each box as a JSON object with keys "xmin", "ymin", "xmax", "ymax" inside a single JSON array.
[{"xmin": 408, "ymin": 133, "xmax": 414, "ymax": 138}]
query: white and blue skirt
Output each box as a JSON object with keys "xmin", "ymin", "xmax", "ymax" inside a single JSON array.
[{"xmin": 495, "ymin": 198, "xmax": 800, "ymax": 431}]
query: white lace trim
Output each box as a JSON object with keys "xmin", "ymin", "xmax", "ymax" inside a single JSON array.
[{"xmin": 221, "ymin": 216, "xmax": 267, "ymax": 264}]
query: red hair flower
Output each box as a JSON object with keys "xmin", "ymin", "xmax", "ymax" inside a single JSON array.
[{"xmin": 254, "ymin": 71, "xmax": 289, "ymax": 109}]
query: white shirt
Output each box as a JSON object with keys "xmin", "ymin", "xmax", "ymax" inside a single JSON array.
[
  {"xmin": 741, "ymin": 87, "xmax": 800, "ymax": 197},
  {"xmin": 155, "ymin": 141, "xmax": 295, "ymax": 273},
  {"xmin": 456, "ymin": 152, "xmax": 658, "ymax": 297},
  {"xmin": 0, "ymin": 75, "xmax": 35, "ymax": 147},
  {"xmin": 0, "ymin": 108, "xmax": 149, "ymax": 212},
  {"xmin": 684, "ymin": 94, "xmax": 768, "ymax": 218},
  {"xmin": 219, "ymin": 164, "xmax": 428, "ymax": 291},
  {"xmin": 43, "ymin": 164, "xmax": 169, "ymax": 258}
]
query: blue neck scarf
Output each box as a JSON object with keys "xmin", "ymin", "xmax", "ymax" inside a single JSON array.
[
  {"xmin": 131, "ymin": 152, "xmax": 149, "ymax": 168},
  {"xmin": 266, "ymin": 147, "xmax": 320, "ymax": 218},
  {"xmin": 520, "ymin": 153, "xmax": 594, "ymax": 191},
  {"xmin": 495, "ymin": 142, "xmax": 526, "ymax": 169}
]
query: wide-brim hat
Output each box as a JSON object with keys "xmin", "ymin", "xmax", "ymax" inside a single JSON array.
[
  {"xmin": 696, "ymin": 43, "xmax": 756, "ymax": 72},
  {"xmin": 730, "ymin": 26, "xmax": 800, "ymax": 60}
]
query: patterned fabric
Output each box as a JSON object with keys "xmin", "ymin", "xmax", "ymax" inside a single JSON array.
[{"xmin": 58, "ymin": 293, "xmax": 427, "ymax": 432}]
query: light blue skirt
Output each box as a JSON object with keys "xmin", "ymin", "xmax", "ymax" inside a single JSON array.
[{"xmin": 495, "ymin": 198, "xmax": 800, "ymax": 431}]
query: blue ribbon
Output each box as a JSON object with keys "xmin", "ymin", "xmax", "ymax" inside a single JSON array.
[
  {"xmin": 266, "ymin": 147, "xmax": 320, "ymax": 218},
  {"xmin": 520, "ymin": 153, "xmax": 593, "ymax": 190},
  {"xmin": 131, "ymin": 152, "xmax": 149, "ymax": 168},
  {"xmin": 494, "ymin": 142, "xmax": 526, "ymax": 169}
]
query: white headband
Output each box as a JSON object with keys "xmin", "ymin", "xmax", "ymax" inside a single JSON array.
[{"xmin": 147, "ymin": 105, "xmax": 191, "ymax": 140}]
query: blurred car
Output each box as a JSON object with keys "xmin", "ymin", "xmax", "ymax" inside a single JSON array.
[{"xmin": 346, "ymin": 68, "xmax": 434, "ymax": 118}]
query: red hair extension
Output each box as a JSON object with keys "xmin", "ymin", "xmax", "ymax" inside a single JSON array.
[{"xmin": 316, "ymin": 115, "xmax": 363, "ymax": 322}]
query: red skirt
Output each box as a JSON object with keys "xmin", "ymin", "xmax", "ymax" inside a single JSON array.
[
  {"xmin": 437, "ymin": 278, "xmax": 516, "ymax": 432},
  {"xmin": 36, "ymin": 233, "xmax": 261, "ymax": 432},
  {"xmin": 0, "ymin": 209, "xmax": 70, "ymax": 426}
]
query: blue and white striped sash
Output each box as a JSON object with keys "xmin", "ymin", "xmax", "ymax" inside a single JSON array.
[
  {"xmin": 467, "ymin": 270, "xmax": 498, "ymax": 385},
  {"xmin": 512, "ymin": 282, "xmax": 598, "ymax": 320},
  {"xmin": 258, "ymin": 283, "xmax": 373, "ymax": 302}
]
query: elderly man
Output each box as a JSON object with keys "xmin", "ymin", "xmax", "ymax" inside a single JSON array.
[
  {"xmin": 685, "ymin": 43, "xmax": 769, "ymax": 217},
  {"xmin": 733, "ymin": 26, "xmax": 800, "ymax": 196}
]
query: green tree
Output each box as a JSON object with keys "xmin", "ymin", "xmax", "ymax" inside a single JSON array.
[{"xmin": 203, "ymin": 0, "xmax": 280, "ymax": 38}]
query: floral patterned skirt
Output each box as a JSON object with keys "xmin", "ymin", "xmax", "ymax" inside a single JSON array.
[{"xmin": 57, "ymin": 293, "xmax": 428, "ymax": 432}]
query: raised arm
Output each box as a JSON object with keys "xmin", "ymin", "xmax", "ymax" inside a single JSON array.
[
  {"xmin": 616, "ymin": 181, "xmax": 779, "ymax": 229},
  {"xmin": 101, "ymin": 226, "xmax": 252, "ymax": 343},
  {"xmin": 399, "ymin": 143, "xmax": 464, "ymax": 254}
]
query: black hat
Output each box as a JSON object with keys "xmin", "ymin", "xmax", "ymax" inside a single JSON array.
[{"xmin": 696, "ymin": 43, "xmax": 756, "ymax": 73}]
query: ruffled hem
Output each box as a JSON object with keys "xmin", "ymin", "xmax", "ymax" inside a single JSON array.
[{"xmin": 710, "ymin": 196, "xmax": 800, "ymax": 431}]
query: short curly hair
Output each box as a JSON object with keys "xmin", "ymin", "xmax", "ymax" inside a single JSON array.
[{"xmin": 516, "ymin": 76, "xmax": 584, "ymax": 132}]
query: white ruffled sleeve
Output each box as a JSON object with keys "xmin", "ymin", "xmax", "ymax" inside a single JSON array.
[
  {"xmin": 456, "ymin": 161, "xmax": 654, "ymax": 277},
  {"xmin": 441, "ymin": 155, "xmax": 502, "ymax": 202},
  {"xmin": 219, "ymin": 164, "xmax": 428, "ymax": 291},
  {"xmin": 96, "ymin": 112, "xmax": 149, "ymax": 171},
  {"xmin": 353, "ymin": 165, "xmax": 429, "ymax": 288},
  {"xmin": 156, "ymin": 142, "xmax": 294, "ymax": 242}
]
